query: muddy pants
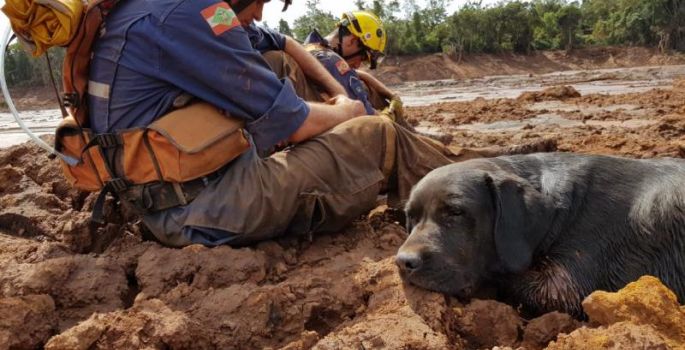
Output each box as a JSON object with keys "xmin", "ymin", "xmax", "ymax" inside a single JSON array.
[{"xmin": 142, "ymin": 116, "xmax": 458, "ymax": 247}]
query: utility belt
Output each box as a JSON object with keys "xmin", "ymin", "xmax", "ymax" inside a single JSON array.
[
  {"xmin": 112, "ymin": 163, "xmax": 227, "ymax": 216},
  {"xmin": 55, "ymin": 101, "xmax": 250, "ymax": 222}
]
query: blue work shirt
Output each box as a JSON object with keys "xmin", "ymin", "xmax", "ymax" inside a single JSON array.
[
  {"xmin": 88, "ymin": 0, "xmax": 309, "ymax": 153},
  {"xmin": 304, "ymin": 30, "xmax": 376, "ymax": 115}
]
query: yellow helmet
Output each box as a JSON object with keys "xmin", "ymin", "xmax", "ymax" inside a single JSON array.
[{"xmin": 339, "ymin": 11, "xmax": 386, "ymax": 69}]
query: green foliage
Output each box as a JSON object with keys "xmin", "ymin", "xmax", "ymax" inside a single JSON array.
[
  {"xmin": 291, "ymin": 0, "xmax": 338, "ymax": 40},
  {"xmin": 286, "ymin": 0, "xmax": 685, "ymax": 56},
  {"xmin": 4, "ymin": 43, "xmax": 64, "ymax": 88},
  {"xmin": 557, "ymin": 3, "xmax": 582, "ymax": 51},
  {"xmin": 278, "ymin": 19, "xmax": 293, "ymax": 37},
  {"xmin": 582, "ymin": 0, "xmax": 685, "ymax": 51}
]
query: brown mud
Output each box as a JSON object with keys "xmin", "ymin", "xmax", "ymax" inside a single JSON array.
[
  {"xmin": 2, "ymin": 79, "xmax": 685, "ymax": 349},
  {"xmin": 376, "ymin": 46, "xmax": 685, "ymax": 84}
]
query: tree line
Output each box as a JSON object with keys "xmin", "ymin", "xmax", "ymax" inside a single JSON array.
[
  {"xmin": 279, "ymin": 0, "xmax": 685, "ymax": 57},
  {"xmin": 4, "ymin": 0, "xmax": 684, "ymax": 88}
]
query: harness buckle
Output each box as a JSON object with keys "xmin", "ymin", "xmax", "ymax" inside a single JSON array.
[
  {"xmin": 108, "ymin": 178, "xmax": 128, "ymax": 192},
  {"xmin": 62, "ymin": 92, "xmax": 80, "ymax": 108}
]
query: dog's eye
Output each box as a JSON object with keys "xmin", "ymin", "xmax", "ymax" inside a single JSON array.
[
  {"xmin": 447, "ymin": 207, "xmax": 464, "ymax": 217},
  {"xmin": 440, "ymin": 207, "xmax": 464, "ymax": 225}
]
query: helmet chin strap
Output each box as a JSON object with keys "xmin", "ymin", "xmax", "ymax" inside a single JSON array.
[
  {"xmin": 335, "ymin": 26, "xmax": 366, "ymax": 62},
  {"xmin": 335, "ymin": 25, "xmax": 345, "ymax": 57}
]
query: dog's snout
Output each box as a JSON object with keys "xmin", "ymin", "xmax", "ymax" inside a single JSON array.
[{"xmin": 396, "ymin": 251, "xmax": 423, "ymax": 273}]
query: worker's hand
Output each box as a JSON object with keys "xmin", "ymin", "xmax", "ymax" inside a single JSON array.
[
  {"xmin": 330, "ymin": 94, "xmax": 366, "ymax": 118},
  {"xmin": 380, "ymin": 95, "xmax": 403, "ymax": 122},
  {"xmin": 388, "ymin": 95, "xmax": 403, "ymax": 117}
]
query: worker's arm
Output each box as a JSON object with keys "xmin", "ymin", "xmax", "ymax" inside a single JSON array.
[
  {"xmin": 284, "ymin": 36, "xmax": 348, "ymax": 98},
  {"xmin": 356, "ymin": 70, "xmax": 397, "ymax": 100},
  {"xmin": 289, "ymin": 95, "xmax": 365, "ymax": 143}
]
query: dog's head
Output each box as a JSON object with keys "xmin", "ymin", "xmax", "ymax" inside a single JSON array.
[{"xmin": 396, "ymin": 161, "xmax": 551, "ymax": 298}]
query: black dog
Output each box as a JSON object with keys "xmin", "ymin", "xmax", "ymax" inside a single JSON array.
[{"xmin": 396, "ymin": 152, "xmax": 685, "ymax": 316}]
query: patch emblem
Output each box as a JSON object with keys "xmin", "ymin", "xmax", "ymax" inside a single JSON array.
[
  {"xmin": 335, "ymin": 59, "xmax": 351, "ymax": 75},
  {"xmin": 201, "ymin": 2, "xmax": 240, "ymax": 36}
]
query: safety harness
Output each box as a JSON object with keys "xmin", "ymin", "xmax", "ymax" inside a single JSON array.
[{"xmin": 5, "ymin": 0, "xmax": 251, "ymax": 222}]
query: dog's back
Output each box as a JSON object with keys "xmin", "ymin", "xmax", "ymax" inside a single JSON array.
[{"xmin": 486, "ymin": 153, "xmax": 685, "ymax": 313}]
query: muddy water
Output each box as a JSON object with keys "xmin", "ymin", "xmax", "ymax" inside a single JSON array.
[
  {"xmin": 0, "ymin": 109, "xmax": 60, "ymax": 148},
  {"xmin": 397, "ymin": 65, "xmax": 685, "ymax": 106},
  {"xmin": 2, "ymin": 65, "xmax": 684, "ymax": 149}
]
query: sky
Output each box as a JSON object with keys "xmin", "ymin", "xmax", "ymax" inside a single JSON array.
[{"xmin": 262, "ymin": 0, "xmax": 507, "ymax": 28}]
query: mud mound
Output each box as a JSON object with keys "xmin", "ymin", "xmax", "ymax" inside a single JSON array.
[
  {"xmin": 517, "ymin": 85, "xmax": 581, "ymax": 102},
  {"xmin": 0, "ymin": 294, "xmax": 57, "ymax": 349},
  {"xmin": 414, "ymin": 80, "xmax": 685, "ymax": 159},
  {"xmin": 0, "ymin": 138, "xmax": 138, "ymax": 253},
  {"xmin": 548, "ymin": 322, "xmax": 670, "ymax": 349},
  {"xmin": 0, "ymin": 244, "xmax": 131, "ymax": 331},
  {"xmin": 405, "ymin": 97, "xmax": 535, "ymax": 127},
  {"xmin": 450, "ymin": 299, "xmax": 523, "ymax": 348},
  {"xmin": 44, "ymin": 298, "xmax": 213, "ymax": 350},
  {"xmin": 548, "ymin": 276, "xmax": 685, "ymax": 349},
  {"xmin": 521, "ymin": 312, "xmax": 581, "ymax": 349}
]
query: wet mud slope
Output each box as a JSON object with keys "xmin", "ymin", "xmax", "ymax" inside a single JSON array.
[
  {"xmin": 2, "ymin": 80, "xmax": 685, "ymax": 349},
  {"xmin": 376, "ymin": 46, "xmax": 685, "ymax": 84}
]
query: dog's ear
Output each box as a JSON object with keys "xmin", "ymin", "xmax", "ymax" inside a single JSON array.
[
  {"xmin": 485, "ymin": 173, "xmax": 550, "ymax": 273},
  {"xmin": 404, "ymin": 202, "xmax": 414, "ymax": 235},
  {"xmin": 405, "ymin": 215, "xmax": 414, "ymax": 235}
]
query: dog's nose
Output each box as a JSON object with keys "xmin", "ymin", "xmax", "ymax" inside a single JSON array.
[{"xmin": 396, "ymin": 251, "xmax": 423, "ymax": 272}]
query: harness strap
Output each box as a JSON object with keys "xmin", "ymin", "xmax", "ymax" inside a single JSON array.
[
  {"xmin": 45, "ymin": 54, "xmax": 69, "ymax": 118},
  {"xmin": 91, "ymin": 167, "xmax": 222, "ymax": 223},
  {"xmin": 90, "ymin": 176, "xmax": 127, "ymax": 224}
]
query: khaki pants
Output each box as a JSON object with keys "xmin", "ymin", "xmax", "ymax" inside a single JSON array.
[
  {"xmin": 262, "ymin": 51, "xmax": 325, "ymax": 103},
  {"xmin": 143, "ymin": 115, "xmax": 470, "ymax": 247}
]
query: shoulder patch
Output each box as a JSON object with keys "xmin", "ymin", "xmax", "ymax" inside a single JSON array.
[
  {"xmin": 335, "ymin": 59, "xmax": 351, "ymax": 75},
  {"xmin": 201, "ymin": 2, "xmax": 240, "ymax": 36}
]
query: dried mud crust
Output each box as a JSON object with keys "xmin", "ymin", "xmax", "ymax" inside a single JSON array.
[
  {"xmin": 406, "ymin": 81, "xmax": 685, "ymax": 159},
  {"xmin": 2, "ymin": 81, "xmax": 685, "ymax": 349}
]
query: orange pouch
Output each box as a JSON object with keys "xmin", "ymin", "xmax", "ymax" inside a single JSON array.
[{"xmin": 55, "ymin": 102, "xmax": 250, "ymax": 191}]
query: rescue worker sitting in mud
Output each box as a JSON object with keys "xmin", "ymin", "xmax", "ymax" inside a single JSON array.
[
  {"xmin": 44, "ymin": 0, "xmax": 553, "ymax": 247},
  {"xmin": 252, "ymin": 10, "xmax": 414, "ymax": 131},
  {"xmin": 300, "ymin": 11, "xmax": 395, "ymax": 115},
  {"xmin": 302, "ymin": 11, "xmax": 417, "ymax": 132}
]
